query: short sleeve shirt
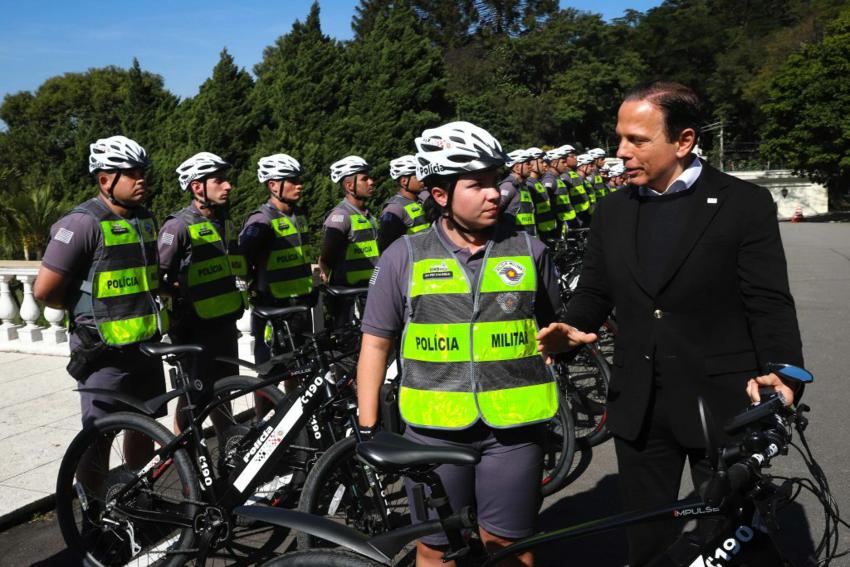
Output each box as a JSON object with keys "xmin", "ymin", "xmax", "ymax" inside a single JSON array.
[
  {"xmin": 41, "ymin": 200, "xmax": 154, "ymax": 326},
  {"xmin": 499, "ymin": 175, "xmax": 521, "ymax": 215},
  {"xmin": 361, "ymin": 219, "xmax": 561, "ymax": 339}
]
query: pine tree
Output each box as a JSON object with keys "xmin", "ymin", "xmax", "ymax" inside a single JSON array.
[
  {"xmin": 341, "ymin": 2, "xmax": 448, "ymax": 207},
  {"xmin": 249, "ymin": 2, "xmax": 348, "ymax": 236}
]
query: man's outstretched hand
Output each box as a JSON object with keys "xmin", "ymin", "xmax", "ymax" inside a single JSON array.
[{"xmin": 537, "ymin": 322, "xmax": 597, "ymax": 363}]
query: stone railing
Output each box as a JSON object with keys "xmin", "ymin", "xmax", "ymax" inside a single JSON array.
[
  {"xmin": 0, "ymin": 261, "xmax": 324, "ymax": 362},
  {"xmin": 0, "ymin": 261, "xmax": 69, "ymax": 356},
  {"xmin": 727, "ymin": 170, "xmax": 828, "ymax": 219}
]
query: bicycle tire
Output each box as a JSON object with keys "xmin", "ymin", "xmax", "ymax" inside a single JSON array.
[
  {"xmin": 56, "ymin": 412, "xmax": 200, "ymax": 567},
  {"xmin": 561, "ymin": 344, "xmax": 612, "ymax": 448},
  {"xmin": 540, "ymin": 389, "xmax": 577, "ymax": 497},
  {"xmin": 297, "ymin": 436, "xmax": 410, "ymax": 551},
  {"xmin": 263, "ymin": 548, "xmax": 383, "ymax": 566}
]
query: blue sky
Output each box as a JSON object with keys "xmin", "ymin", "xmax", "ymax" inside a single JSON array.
[{"xmin": 0, "ymin": 0, "xmax": 661, "ymax": 103}]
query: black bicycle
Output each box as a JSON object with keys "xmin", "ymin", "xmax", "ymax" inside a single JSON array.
[
  {"xmin": 55, "ymin": 293, "xmax": 397, "ymax": 565},
  {"xmin": 237, "ymin": 364, "xmax": 847, "ymax": 567}
]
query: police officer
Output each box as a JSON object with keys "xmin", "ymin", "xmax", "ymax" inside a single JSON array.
[
  {"xmin": 239, "ymin": 153, "xmax": 315, "ymax": 367},
  {"xmin": 525, "ymin": 147, "xmax": 558, "ymax": 241},
  {"xmin": 575, "ymin": 153, "xmax": 599, "ymax": 214},
  {"xmin": 608, "ymin": 163, "xmax": 628, "ymax": 191},
  {"xmin": 498, "ymin": 149, "xmax": 536, "ymax": 235},
  {"xmin": 377, "ymin": 155, "xmax": 430, "ymax": 251},
  {"xmin": 159, "ymin": 152, "xmax": 246, "ymax": 436},
  {"xmin": 35, "ymin": 135, "xmax": 168, "ymax": 485},
  {"xmin": 588, "ymin": 147, "xmax": 609, "ymax": 201},
  {"xmin": 559, "ymin": 144, "xmax": 592, "ymax": 226},
  {"xmin": 319, "ymin": 155, "xmax": 379, "ymax": 326},
  {"xmin": 357, "ymin": 121, "xmax": 562, "ymax": 567},
  {"xmin": 542, "ymin": 146, "xmax": 578, "ymax": 236}
]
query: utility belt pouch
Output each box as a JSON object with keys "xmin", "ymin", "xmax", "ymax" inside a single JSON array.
[{"xmin": 66, "ymin": 325, "xmax": 108, "ymax": 383}]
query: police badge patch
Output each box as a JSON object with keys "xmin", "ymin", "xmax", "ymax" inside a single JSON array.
[
  {"xmin": 494, "ymin": 260, "xmax": 525, "ymax": 286},
  {"xmin": 496, "ymin": 292, "xmax": 520, "ymax": 313}
]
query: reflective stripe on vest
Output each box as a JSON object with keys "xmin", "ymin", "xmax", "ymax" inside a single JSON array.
[
  {"xmin": 528, "ymin": 180, "xmax": 557, "ymax": 235},
  {"xmin": 399, "ymin": 228, "xmax": 557, "ymax": 430},
  {"xmin": 564, "ymin": 171, "xmax": 591, "ymax": 213},
  {"xmin": 175, "ymin": 207, "xmax": 244, "ymax": 320},
  {"xmin": 71, "ymin": 198, "xmax": 165, "ymax": 345},
  {"xmin": 331, "ymin": 200, "xmax": 379, "ymax": 286},
  {"xmin": 254, "ymin": 204, "xmax": 313, "ymax": 299}
]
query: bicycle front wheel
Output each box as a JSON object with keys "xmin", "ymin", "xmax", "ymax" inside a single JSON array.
[{"xmin": 56, "ymin": 412, "xmax": 200, "ymax": 567}]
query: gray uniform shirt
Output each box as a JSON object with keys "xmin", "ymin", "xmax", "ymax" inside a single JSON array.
[
  {"xmin": 42, "ymin": 203, "xmax": 150, "ymax": 327},
  {"xmin": 499, "ymin": 174, "xmax": 523, "ymax": 216},
  {"xmin": 361, "ymin": 219, "xmax": 561, "ymax": 339}
]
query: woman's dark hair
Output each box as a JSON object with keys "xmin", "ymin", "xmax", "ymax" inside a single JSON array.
[{"xmin": 624, "ymin": 81, "xmax": 703, "ymax": 143}]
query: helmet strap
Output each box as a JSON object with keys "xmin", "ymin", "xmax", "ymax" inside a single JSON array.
[
  {"xmin": 195, "ymin": 178, "xmax": 221, "ymax": 211},
  {"xmin": 440, "ymin": 179, "xmax": 490, "ymax": 237},
  {"xmin": 271, "ymin": 180, "xmax": 296, "ymax": 209},
  {"xmin": 103, "ymin": 171, "xmax": 137, "ymax": 209}
]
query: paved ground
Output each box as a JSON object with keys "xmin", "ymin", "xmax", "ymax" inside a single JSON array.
[{"xmin": 1, "ymin": 222, "xmax": 849, "ymax": 566}]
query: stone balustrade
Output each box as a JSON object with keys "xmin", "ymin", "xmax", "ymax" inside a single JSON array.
[{"xmin": 0, "ymin": 261, "xmax": 70, "ymax": 356}]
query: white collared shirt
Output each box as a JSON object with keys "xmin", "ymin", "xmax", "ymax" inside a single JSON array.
[{"xmin": 638, "ymin": 156, "xmax": 703, "ymax": 197}]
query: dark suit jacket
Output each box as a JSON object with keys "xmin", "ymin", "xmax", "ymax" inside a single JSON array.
[{"xmin": 565, "ymin": 161, "xmax": 803, "ymax": 446}]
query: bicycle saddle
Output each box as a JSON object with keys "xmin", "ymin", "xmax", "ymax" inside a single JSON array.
[
  {"xmin": 357, "ymin": 432, "xmax": 480, "ymax": 470},
  {"xmin": 139, "ymin": 342, "xmax": 205, "ymax": 358},
  {"xmin": 253, "ymin": 304, "xmax": 312, "ymax": 320},
  {"xmin": 325, "ymin": 286, "xmax": 369, "ymax": 297}
]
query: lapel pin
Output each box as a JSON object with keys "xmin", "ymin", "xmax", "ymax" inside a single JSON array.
[{"xmin": 707, "ymin": 197, "xmax": 718, "ymax": 204}]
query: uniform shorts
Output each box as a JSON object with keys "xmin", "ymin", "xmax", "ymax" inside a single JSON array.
[
  {"xmin": 403, "ymin": 421, "xmax": 544, "ymax": 546},
  {"xmin": 73, "ymin": 334, "xmax": 167, "ymax": 429}
]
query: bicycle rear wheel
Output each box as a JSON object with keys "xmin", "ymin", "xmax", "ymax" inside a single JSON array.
[
  {"xmin": 558, "ymin": 344, "xmax": 612, "ymax": 448},
  {"xmin": 297, "ymin": 436, "xmax": 410, "ymax": 552},
  {"xmin": 540, "ymin": 389, "xmax": 576, "ymax": 497},
  {"xmin": 56, "ymin": 412, "xmax": 200, "ymax": 567}
]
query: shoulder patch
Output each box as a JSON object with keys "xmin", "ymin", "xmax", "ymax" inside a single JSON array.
[
  {"xmin": 160, "ymin": 232, "xmax": 175, "ymax": 246},
  {"xmin": 54, "ymin": 227, "xmax": 74, "ymax": 244},
  {"xmin": 369, "ymin": 266, "xmax": 380, "ymax": 286},
  {"xmin": 331, "ymin": 214, "xmax": 345, "ymax": 223}
]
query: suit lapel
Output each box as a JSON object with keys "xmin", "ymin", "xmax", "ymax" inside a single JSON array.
[
  {"xmin": 619, "ymin": 187, "xmax": 654, "ymax": 297},
  {"xmin": 652, "ymin": 164, "xmax": 729, "ymax": 295}
]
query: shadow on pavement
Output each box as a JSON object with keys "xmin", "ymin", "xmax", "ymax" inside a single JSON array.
[{"xmin": 537, "ymin": 473, "xmax": 629, "ymax": 566}]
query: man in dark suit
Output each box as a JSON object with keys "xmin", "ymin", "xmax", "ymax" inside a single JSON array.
[{"xmin": 538, "ymin": 82, "xmax": 804, "ymax": 565}]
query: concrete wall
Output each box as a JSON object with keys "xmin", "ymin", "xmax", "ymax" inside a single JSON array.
[{"xmin": 730, "ymin": 170, "xmax": 828, "ymax": 219}]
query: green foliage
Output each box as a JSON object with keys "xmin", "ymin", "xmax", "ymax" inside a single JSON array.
[
  {"xmin": 760, "ymin": 6, "xmax": 850, "ymax": 203},
  {"xmin": 1, "ymin": 0, "xmax": 848, "ymax": 261}
]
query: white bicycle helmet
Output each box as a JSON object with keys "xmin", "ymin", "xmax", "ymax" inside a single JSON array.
[
  {"xmin": 526, "ymin": 147, "xmax": 546, "ymax": 160},
  {"xmin": 576, "ymin": 153, "xmax": 594, "ymax": 166},
  {"xmin": 506, "ymin": 149, "xmax": 532, "ymax": 167},
  {"xmin": 176, "ymin": 152, "xmax": 230, "ymax": 191},
  {"xmin": 88, "ymin": 135, "xmax": 149, "ymax": 173},
  {"xmin": 545, "ymin": 147, "xmax": 570, "ymax": 162},
  {"xmin": 588, "ymin": 147, "xmax": 606, "ymax": 159},
  {"xmin": 609, "ymin": 164, "xmax": 625, "ymax": 176},
  {"xmin": 330, "ymin": 155, "xmax": 370, "ymax": 184},
  {"xmin": 414, "ymin": 121, "xmax": 507, "ymax": 180},
  {"xmin": 389, "ymin": 155, "xmax": 418, "ymax": 180},
  {"xmin": 257, "ymin": 153, "xmax": 302, "ymax": 183},
  {"xmin": 559, "ymin": 144, "xmax": 577, "ymax": 155}
]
